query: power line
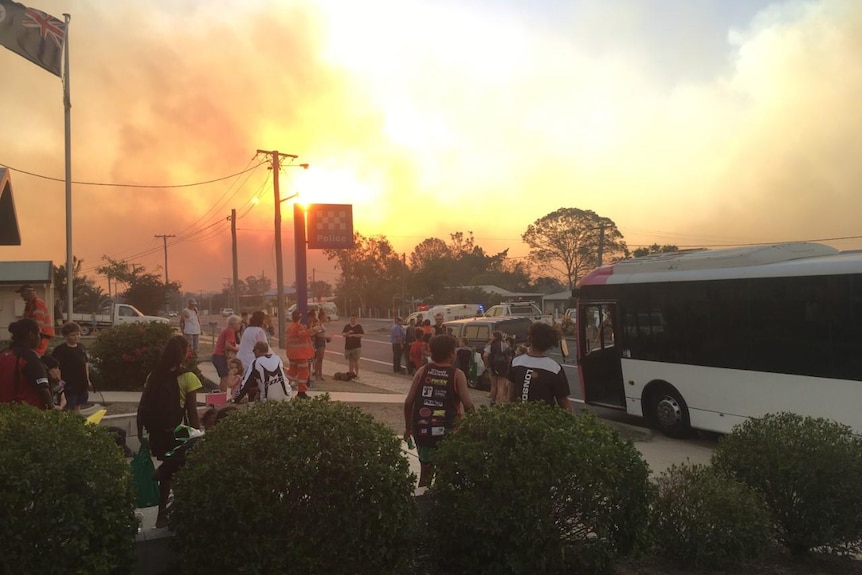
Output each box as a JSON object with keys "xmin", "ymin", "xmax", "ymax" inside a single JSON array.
[{"xmin": 0, "ymin": 160, "xmax": 267, "ymax": 189}]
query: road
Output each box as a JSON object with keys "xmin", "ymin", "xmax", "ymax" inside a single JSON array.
[
  {"xmin": 313, "ymin": 318, "xmax": 655, "ymax": 430},
  {"xmin": 174, "ymin": 315, "xmax": 713, "ymax": 444}
]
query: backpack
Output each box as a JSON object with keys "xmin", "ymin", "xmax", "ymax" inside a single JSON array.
[
  {"xmin": 259, "ymin": 360, "xmax": 289, "ymax": 401},
  {"xmin": 491, "ymin": 341, "xmax": 513, "ymax": 375},
  {"xmin": 138, "ymin": 370, "xmax": 186, "ymax": 458}
]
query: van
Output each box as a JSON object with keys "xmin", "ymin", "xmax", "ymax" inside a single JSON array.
[
  {"xmin": 442, "ymin": 316, "xmax": 532, "ymax": 351},
  {"xmin": 405, "ymin": 304, "xmax": 483, "ymax": 325},
  {"xmin": 288, "ymin": 301, "xmax": 339, "ymax": 321}
]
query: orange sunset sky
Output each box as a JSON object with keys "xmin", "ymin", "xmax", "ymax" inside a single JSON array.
[{"xmin": 2, "ymin": 0, "xmax": 862, "ymax": 293}]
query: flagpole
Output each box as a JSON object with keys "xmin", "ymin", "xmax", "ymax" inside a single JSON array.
[{"xmin": 62, "ymin": 13, "xmax": 72, "ymax": 321}]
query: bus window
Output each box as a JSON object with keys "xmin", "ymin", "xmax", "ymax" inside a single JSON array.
[{"xmin": 584, "ymin": 305, "xmax": 615, "ymax": 353}]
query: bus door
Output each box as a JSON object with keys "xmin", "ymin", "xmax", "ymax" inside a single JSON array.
[{"xmin": 578, "ymin": 302, "xmax": 625, "ymax": 408}]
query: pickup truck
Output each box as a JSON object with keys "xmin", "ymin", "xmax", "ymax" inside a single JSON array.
[
  {"xmin": 70, "ymin": 303, "xmax": 170, "ymax": 335},
  {"xmin": 483, "ymin": 302, "xmax": 553, "ymax": 324}
]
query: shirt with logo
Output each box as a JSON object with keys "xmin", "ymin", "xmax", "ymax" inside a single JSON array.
[{"xmin": 507, "ymin": 354, "xmax": 569, "ymax": 407}]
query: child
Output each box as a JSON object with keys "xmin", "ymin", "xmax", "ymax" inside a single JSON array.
[
  {"xmin": 226, "ymin": 357, "xmax": 244, "ymax": 400},
  {"xmin": 404, "ymin": 334, "xmax": 475, "ymax": 488},
  {"xmin": 409, "ymin": 332, "xmax": 428, "ymax": 373},
  {"xmin": 51, "ymin": 322, "xmax": 92, "ymax": 414}
]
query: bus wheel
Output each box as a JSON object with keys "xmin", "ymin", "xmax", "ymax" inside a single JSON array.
[
  {"xmin": 649, "ymin": 386, "xmax": 691, "ymax": 439},
  {"xmin": 80, "ymin": 324, "xmax": 93, "ymax": 336}
]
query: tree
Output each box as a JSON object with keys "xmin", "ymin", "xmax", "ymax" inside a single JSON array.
[
  {"xmin": 522, "ymin": 208, "xmax": 628, "ymax": 290},
  {"xmin": 408, "ymin": 232, "xmax": 509, "ymax": 301},
  {"xmin": 245, "ymin": 273, "xmax": 272, "ymax": 297},
  {"xmin": 323, "ymin": 232, "xmax": 404, "ymax": 315},
  {"xmin": 309, "ymin": 280, "xmax": 333, "ymax": 301},
  {"xmin": 96, "ymin": 257, "xmax": 180, "ymax": 314},
  {"xmin": 632, "ymin": 244, "xmax": 680, "ymax": 258},
  {"xmin": 54, "ymin": 257, "xmax": 106, "ymax": 313},
  {"xmin": 532, "ymin": 276, "xmax": 566, "ymax": 294}
]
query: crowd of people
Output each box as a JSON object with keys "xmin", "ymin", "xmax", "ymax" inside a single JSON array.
[{"xmin": 1, "ymin": 290, "xmax": 573, "ymax": 522}]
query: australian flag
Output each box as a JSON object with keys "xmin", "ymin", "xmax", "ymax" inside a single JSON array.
[{"xmin": 0, "ymin": 0, "xmax": 65, "ymax": 77}]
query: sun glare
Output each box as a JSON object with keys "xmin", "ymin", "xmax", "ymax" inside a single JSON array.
[{"xmin": 291, "ymin": 165, "xmax": 379, "ymax": 207}]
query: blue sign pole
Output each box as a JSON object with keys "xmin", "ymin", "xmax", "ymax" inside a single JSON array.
[{"xmin": 294, "ymin": 202, "xmax": 308, "ymax": 325}]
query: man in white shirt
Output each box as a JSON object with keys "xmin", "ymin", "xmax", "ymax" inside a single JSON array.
[{"xmin": 180, "ymin": 298, "xmax": 202, "ymax": 354}]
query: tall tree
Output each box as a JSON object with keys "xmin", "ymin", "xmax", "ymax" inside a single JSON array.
[
  {"xmin": 245, "ymin": 273, "xmax": 272, "ymax": 296},
  {"xmin": 96, "ymin": 256, "xmax": 180, "ymax": 314},
  {"xmin": 54, "ymin": 257, "xmax": 105, "ymax": 313},
  {"xmin": 408, "ymin": 232, "xmax": 509, "ymax": 301},
  {"xmin": 323, "ymin": 232, "xmax": 403, "ymax": 314},
  {"xmin": 522, "ymin": 208, "xmax": 628, "ymax": 290},
  {"xmin": 632, "ymin": 244, "xmax": 680, "ymax": 258}
]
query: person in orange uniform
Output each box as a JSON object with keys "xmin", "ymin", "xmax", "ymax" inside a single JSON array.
[
  {"xmin": 284, "ymin": 310, "xmax": 315, "ymax": 399},
  {"xmin": 17, "ymin": 284, "xmax": 55, "ymax": 357}
]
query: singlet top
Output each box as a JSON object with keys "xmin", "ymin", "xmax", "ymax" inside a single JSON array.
[{"xmin": 411, "ymin": 363, "xmax": 460, "ymax": 447}]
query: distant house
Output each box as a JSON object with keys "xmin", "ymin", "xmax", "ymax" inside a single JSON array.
[
  {"xmin": 0, "ymin": 261, "xmax": 54, "ymax": 335},
  {"xmin": 454, "ymin": 285, "xmax": 546, "ymax": 308},
  {"xmin": 543, "ymin": 290, "xmax": 574, "ymax": 316}
]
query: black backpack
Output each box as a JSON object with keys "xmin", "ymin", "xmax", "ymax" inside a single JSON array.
[
  {"xmin": 138, "ymin": 370, "xmax": 187, "ymax": 457},
  {"xmin": 491, "ymin": 341, "xmax": 513, "ymax": 375}
]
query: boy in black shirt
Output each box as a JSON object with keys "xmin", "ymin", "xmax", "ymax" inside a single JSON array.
[
  {"xmin": 52, "ymin": 322, "xmax": 92, "ymax": 414},
  {"xmin": 507, "ymin": 323, "xmax": 573, "ymax": 411}
]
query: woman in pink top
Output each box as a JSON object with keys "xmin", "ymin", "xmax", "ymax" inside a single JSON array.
[{"xmin": 213, "ymin": 314, "xmax": 241, "ymax": 391}]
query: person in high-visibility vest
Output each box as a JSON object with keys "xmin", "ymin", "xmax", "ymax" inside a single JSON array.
[
  {"xmin": 284, "ymin": 310, "xmax": 315, "ymax": 399},
  {"xmin": 17, "ymin": 284, "xmax": 55, "ymax": 357}
]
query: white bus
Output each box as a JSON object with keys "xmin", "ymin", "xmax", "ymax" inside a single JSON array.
[{"xmin": 575, "ymin": 242, "xmax": 862, "ymax": 437}]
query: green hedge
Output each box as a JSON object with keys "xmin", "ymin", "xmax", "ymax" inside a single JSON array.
[
  {"xmin": 713, "ymin": 412, "xmax": 862, "ymax": 555},
  {"xmin": 429, "ymin": 403, "xmax": 654, "ymax": 575},
  {"xmin": 653, "ymin": 463, "xmax": 772, "ymax": 569},
  {"xmin": 89, "ymin": 323, "xmax": 196, "ymax": 391},
  {"xmin": 171, "ymin": 398, "xmax": 417, "ymax": 575},
  {"xmin": 0, "ymin": 404, "xmax": 137, "ymax": 574}
]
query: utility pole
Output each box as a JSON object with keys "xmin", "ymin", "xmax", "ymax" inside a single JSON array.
[
  {"xmin": 155, "ymin": 233, "xmax": 175, "ymax": 312},
  {"xmin": 597, "ymin": 222, "xmax": 606, "ymax": 267},
  {"xmin": 154, "ymin": 234, "xmax": 175, "ymax": 284},
  {"xmin": 401, "ymin": 253, "xmax": 406, "ymax": 318},
  {"xmin": 256, "ymin": 149, "xmax": 300, "ymax": 349},
  {"xmin": 229, "ymin": 209, "xmax": 239, "ymax": 311}
]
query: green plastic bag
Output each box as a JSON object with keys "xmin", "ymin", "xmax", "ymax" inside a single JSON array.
[{"xmin": 131, "ymin": 441, "xmax": 160, "ymax": 508}]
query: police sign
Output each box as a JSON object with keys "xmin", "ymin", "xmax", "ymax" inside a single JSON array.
[{"xmin": 306, "ymin": 204, "xmax": 354, "ymax": 249}]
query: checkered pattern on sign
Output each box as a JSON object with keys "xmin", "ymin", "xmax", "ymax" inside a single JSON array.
[{"xmin": 313, "ymin": 209, "xmax": 350, "ymax": 232}]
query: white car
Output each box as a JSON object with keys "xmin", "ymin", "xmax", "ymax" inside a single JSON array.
[{"xmin": 221, "ymin": 308, "xmax": 234, "ymax": 317}]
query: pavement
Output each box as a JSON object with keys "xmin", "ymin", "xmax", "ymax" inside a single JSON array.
[{"xmin": 95, "ymin": 359, "xmax": 714, "ymax": 538}]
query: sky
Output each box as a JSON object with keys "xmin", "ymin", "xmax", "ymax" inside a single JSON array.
[{"xmin": 2, "ymin": 0, "xmax": 862, "ymax": 293}]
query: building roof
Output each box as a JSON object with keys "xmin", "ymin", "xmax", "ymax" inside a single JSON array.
[
  {"xmin": 0, "ymin": 261, "xmax": 53, "ymax": 286},
  {"xmin": 0, "ymin": 168, "xmax": 21, "ymax": 245},
  {"xmin": 467, "ymin": 285, "xmax": 545, "ymax": 299},
  {"xmin": 543, "ymin": 290, "xmax": 573, "ymax": 301}
]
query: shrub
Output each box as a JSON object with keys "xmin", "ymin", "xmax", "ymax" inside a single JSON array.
[
  {"xmin": 712, "ymin": 412, "xmax": 862, "ymax": 555},
  {"xmin": 0, "ymin": 404, "xmax": 137, "ymax": 574},
  {"xmin": 90, "ymin": 322, "xmax": 193, "ymax": 390},
  {"xmin": 171, "ymin": 397, "xmax": 418, "ymax": 575},
  {"xmin": 428, "ymin": 403, "xmax": 654, "ymax": 575},
  {"xmin": 653, "ymin": 463, "xmax": 772, "ymax": 569}
]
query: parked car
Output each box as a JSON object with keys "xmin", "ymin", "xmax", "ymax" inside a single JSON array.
[
  {"xmin": 69, "ymin": 303, "xmax": 170, "ymax": 336},
  {"xmin": 483, "ymin": 301, "xmax": 552, "ymax": 324},
  {"xmin": 404, "ymin": 304, "xmax": 483, "ymax": 326},
  {"xmin": 442, "ymin": 316, "xmax": 533, "ymax": 389},
  {"xmin": 221, "ymin": 308, "xmax": 234, "ymax": 317}
]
